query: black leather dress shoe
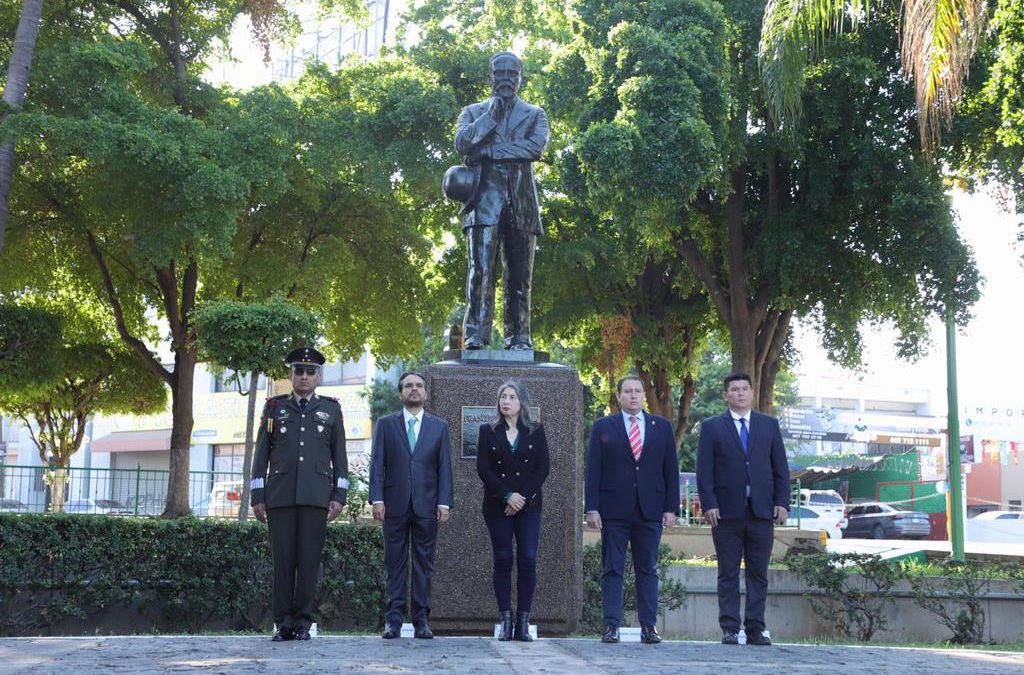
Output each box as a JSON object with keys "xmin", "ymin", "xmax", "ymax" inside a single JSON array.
[
  {"xmin": 293, "ymin": 627, "xmax": 311, "ymax": 641},
  {"xmin": 721, "ymin": 632, "xmax": 739, "ymax": 645},
  {"xmin": 464, "ymin": 337, "xmax": 484, "ymax": 350},
  {"xmin": 414, "ymin": 621, "xmax": 434, "ymax": 639},
  {"xmin": 271, "ymin": 627, "xmax": 295, "ymax": 642},
  {"xmin": 640, "ymin": 625, "xmax": 661, "ymax": 644},
  {"xmin": 601, "ymin": 625, "xmax": 619, "ymax": 643},
  {"xmin": 382, "ymin": 623, "xmax": 402, "ymax": 639},
  {"xmin": 746, "ymin": 631, "xmax": 772, "ymax": 645}
]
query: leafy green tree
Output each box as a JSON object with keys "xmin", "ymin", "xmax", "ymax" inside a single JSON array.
[
  {"xmin": 759, "ymin": 0, "xmax": 990, "ymax": 152},
  {"xmin": 543, "ymin": 0, "xmax": 979, "ymax": 411},
  {"xmin": 192, "ymin": 297, "xmax": 319, "ymax": 520},
  {"xmin": 0, "ymin": 304, "xmax": 62, "ymax": 396},
  {"xmin": 946, "ymin": 0, "xmax": 1024, "ymax": 233},
  {"xmin": 3, "ymin": 7, "xmax": 461, "ymax": 516},
  {"xmin": 0, "ymin": 292, "xmax": 165, "ymax": 512},
  {"xmin": 0, "ymin": 0, "xmax": 44, "ymax": 254}
]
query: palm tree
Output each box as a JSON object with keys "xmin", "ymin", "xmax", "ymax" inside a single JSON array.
[
  {"xmin": 759, "ymin": 0, "xmax": 990, "ymax": 152},
  {"xmin": 0, "ymin": 0, "xmax": 45, "ymax": 255}
]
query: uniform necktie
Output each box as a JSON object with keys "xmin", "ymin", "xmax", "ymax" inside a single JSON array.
[
  {"xmin": 407, "ymin": 417, "xmax": 418, "ymax": 453},
  {"xmin": 299, "ymin": 398, "xmax": 308, "ymax": 412},
  {"xmin": 628, "ymin": 415, "xmax": 643, "ymax": 461},
  {"xmin": 740, "ymin": 417, "xmax": 749, "ymax": 454}
]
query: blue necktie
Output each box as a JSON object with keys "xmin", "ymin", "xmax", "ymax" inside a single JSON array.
[
  {"xmin": 740, "ymin": 417, "xmax": 749, "ymax": 454},
  {"xmin": 407, "ymin": 417, "xmax": 417, "ymax": 454},
  {"xmin": 299, "ymin": 398, "xmax": 308, "ymax": 411}
]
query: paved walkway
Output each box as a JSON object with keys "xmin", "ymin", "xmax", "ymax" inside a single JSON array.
[{"xmin": 1, "ymin": 636, "xmax": 1022, "ymax": 674}]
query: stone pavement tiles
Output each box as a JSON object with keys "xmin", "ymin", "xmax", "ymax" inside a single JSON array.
[{"xmin": 0, "ymin": 636, "xmax": 1021, "ymax": 674}]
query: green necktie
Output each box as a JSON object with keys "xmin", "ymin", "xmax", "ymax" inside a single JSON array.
[{"xmin": 407, "ymin": 417, "xmax": 417, "ymax": 453}]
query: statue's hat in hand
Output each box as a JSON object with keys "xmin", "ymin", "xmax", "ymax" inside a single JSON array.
[{"xmin": 442, "ymin": 164, "xmax": 480, "ymax": 214}]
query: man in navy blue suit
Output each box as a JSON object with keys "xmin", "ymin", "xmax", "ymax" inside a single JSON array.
[
  {"xmin": 369, "ymin": 372, "xmax": 454, "ymax": 640},
  {"xmin": 697, "ymin": 372, "xmax": 790, "ymax": 646},
  {"xmin": 585, "ymin": 376, "xmax": 680, "ymax": 644}
]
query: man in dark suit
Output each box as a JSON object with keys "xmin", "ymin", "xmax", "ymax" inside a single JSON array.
[
  {"xmin": 585, "ymin": 376, "xmax": 680, "ymax": 644},
  {"xmin": 251, "ymin": 346, "xmax": 348, "ymax": 641},
  {"xmin": 696, "ymin": 372, "xmax": 790, "ymax": 646},
  {"xmin": 453, "ymin": 51, "xmax": 549, "ymax": 350},
  {"xmin": 369, "ymin": 371, "xmax": 454, "ymax": 639}
]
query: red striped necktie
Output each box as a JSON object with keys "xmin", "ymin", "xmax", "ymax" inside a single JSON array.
[{"xmin": 628, "ymin": 415, "xmax": 643, "ymax": 461}]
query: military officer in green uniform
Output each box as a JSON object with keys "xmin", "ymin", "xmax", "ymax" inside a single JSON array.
[{"xmin": 251, "ymin": 346, "xmax": 348, "ymax": 641}]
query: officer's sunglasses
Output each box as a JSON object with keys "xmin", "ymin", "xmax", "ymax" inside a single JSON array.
[{"xmin": 291, "ymin": 366, "xmax": 320, "ymax": 376}]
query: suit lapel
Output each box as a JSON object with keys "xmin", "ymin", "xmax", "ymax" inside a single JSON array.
[
  {"xmin": 723, "ymin": 411, "xmax": 746, "ymax": 456},
  {"xmin": 506, "ymin": 100, "xmax": 530, "ymax": 137},
  {"xmin": 395, "ymin": 412, "xmax": 412, "ymax": 454},
  {"xmin": 612, "ymin": 414, "xmax": 634, "ymax": 462}
]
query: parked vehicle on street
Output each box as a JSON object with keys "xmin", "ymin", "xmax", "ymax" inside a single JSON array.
[
  {"xmin": 786, "ymin": 505, "xmax": 844, "ymax": 539},
  {"xmin": 64, "ymin": 498, "xmax": 133, "ymax": 515},
  {"xmin": 798, "ymin": 488, "xmax": 848, "ymax": 529},
  {"xmin": 844, "ymin": 502, "xmax": 931, "ymax": 539},
  {"xmin": 208, "ymin": 480, "xmax": 242, "ymax": 518},
  {"xmin": 0, "ymin": 498, "xmax": 29, "ymax": 513},
  {"xmin": 970, "ymin": 510, "xmax": 1024, "ymax": 520}
]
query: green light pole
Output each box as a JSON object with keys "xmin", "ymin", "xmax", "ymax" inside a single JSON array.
[{"xmin": 946, "ymin": 312, "xmax": 965, "ymax": 561}]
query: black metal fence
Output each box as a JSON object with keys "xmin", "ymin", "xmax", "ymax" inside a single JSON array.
[{"xmin": 0, "ymin": 464, "xmax": 244, "ymax": 517}]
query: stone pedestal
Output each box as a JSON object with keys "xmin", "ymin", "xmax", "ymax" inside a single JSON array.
[{"xmin": 425, "ymin": 360, "xmax": 584, "ymax": 635}]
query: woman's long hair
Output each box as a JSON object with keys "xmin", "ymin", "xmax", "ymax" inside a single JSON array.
[{"xmin": 490, "ymin": 379, "xmax": 537, "ymax": 432}]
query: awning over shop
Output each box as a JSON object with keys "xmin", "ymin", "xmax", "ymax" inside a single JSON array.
[
  {"xmin": 91, "ymin": 430, "xmax": 172, "ymax": 453},
  {"xmin": 790, "ymin": 455, "xmax": 887, "ymax": 485}
]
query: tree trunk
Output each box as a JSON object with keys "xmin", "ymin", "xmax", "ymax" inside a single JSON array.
[
  {"xmin": 0, "ymin": 0, "xmax": 45, "ymax": 255},
  {"xmin": 238, "ymin": 369, "xmax": 260, "ymax": 521},
  {"xmin": 48, "ymin": 464, "xmax": 68, "ymax": 513},
  {"xmin": 163, "ymin": 347, "xmax": 195, "ymax": 518}
]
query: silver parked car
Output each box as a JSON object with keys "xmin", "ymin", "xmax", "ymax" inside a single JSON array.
[{"xmin": 844, "ymin": 502, "xmax": 932, "ymax": 539}]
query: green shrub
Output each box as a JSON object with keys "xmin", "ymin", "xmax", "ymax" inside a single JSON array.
[
  {"xmin": 907, "ymin": 559, "xmax": 1000, "ymax": 644},
  {"xmin": 580, "ymin": 542, "xmax": 686, "ymax": 633},
  {"xmin": 0, "ymin": 514, "xmax": 383, "ymax": 636},
  {"xmin": 785, "ymin": 552, "xmax": 904, "ymax": 641}
]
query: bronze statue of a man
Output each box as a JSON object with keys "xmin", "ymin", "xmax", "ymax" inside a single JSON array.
[{"xmin": 447, "ymin": 52, "xmax": 549, "ymax": 350}]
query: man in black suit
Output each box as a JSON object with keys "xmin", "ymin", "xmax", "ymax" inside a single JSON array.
[
  {"xmin": 697, "ymin": 372, "xmax": 790, "ymax": 646},
  {"xmin": 251, "ymin": 346, "xmax": 348, "ymax": 642},
  {"xmin": 453, "ymin": 51, "xmax": 549, "ymax": 350},
  {"xmin": 369, "ymin": 372, "xmax": 454, "ymax": 639},
  {"xmin": 585, "ymin": 376, "xmax": 680, "ymax": 644}
]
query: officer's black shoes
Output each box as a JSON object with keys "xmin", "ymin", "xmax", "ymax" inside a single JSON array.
[
  {"xmin": 498, "ymin": 610, "xmax": 514, "ymax": 641},
  {"xmin": 746, "ymin": 631, "xmax": 772, "ymax": 646},
  {"xmin": 414, "ymin": 621, "xmax": 434, "ymax": 639},
  {"xmin": 271, "ymin": 626, "xmax": 295, "ymax": 642},
  {"xmin": 514, "ymin": 612, "xmax": 533, "ymax": 642},
  {"xmin": 600, "ymin": 625, "xmax": 619, "ymax": 643},
  {"xmin": 640, "ymin": 625, "xmax": 661, "ymax": 644},
  {"xmin": 721, "ymin": 631, "xmax": 739, "ymax": 645},
  {"xmin": 382, "ymin": 623, "xmax": 402, "ymax": 639},
  {"xmin": 464, "ymin": 337, "xmax": 484, "ymax": 350},
  {"xmin": 293, "ymin": 627, "xmax": 311, "ymax": 641}
]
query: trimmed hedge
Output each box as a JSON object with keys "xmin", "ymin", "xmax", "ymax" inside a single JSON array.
[{"xmin": 0, "ymin": 514, "xmax": 384, "ymax": 636}]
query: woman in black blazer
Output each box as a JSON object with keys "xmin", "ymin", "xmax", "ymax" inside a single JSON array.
[{"xmin": 476, "ymin": 380, "xmax": 550, "ymax": 641}]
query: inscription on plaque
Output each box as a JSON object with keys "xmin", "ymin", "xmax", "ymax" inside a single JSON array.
[{"xmin": 460, "ymin": 405, "xmax": 540, "ymax": 458}]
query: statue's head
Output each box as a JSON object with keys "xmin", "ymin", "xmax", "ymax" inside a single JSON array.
[{"xmin": 489, "ymin": 52, "xmax": 522, "ymax": 99}]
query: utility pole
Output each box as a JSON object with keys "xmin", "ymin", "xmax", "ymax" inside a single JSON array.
[{"xmin": 946, "ymin": 312, "xmax": 965, "ymax": 561}]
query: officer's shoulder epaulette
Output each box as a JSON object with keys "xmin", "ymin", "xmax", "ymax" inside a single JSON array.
[
  {"xmin": 264, "ymin": 394, "xmax": 290, "ymax": 405},
  {"xmin": 318, "ymin": 395, "xmax": 340, "ymax": 403}
]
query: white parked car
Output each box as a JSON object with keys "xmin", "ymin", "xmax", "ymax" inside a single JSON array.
[
  {"xmin": 64, "ymin": 498, "xmax": 132, "ymax": 515},
  {"xmin": 798, "ymin": 488, "xmax": 848, "ymax": 530},
  {"xmin": 970, "ymin": 510, "xmax": 1024, "ymax": 520},
  {"xmin": 207, "ymin": 480, "xmax": 242, "ymax": 518},
  {"xmin": 787, "ymin": 505, "xmax": 844, "ymax": 539}
]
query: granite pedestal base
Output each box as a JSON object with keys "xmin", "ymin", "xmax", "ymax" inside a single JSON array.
[{"xmin": 425, "ymin": 361, "xmax": 584, "ymax": 636}]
